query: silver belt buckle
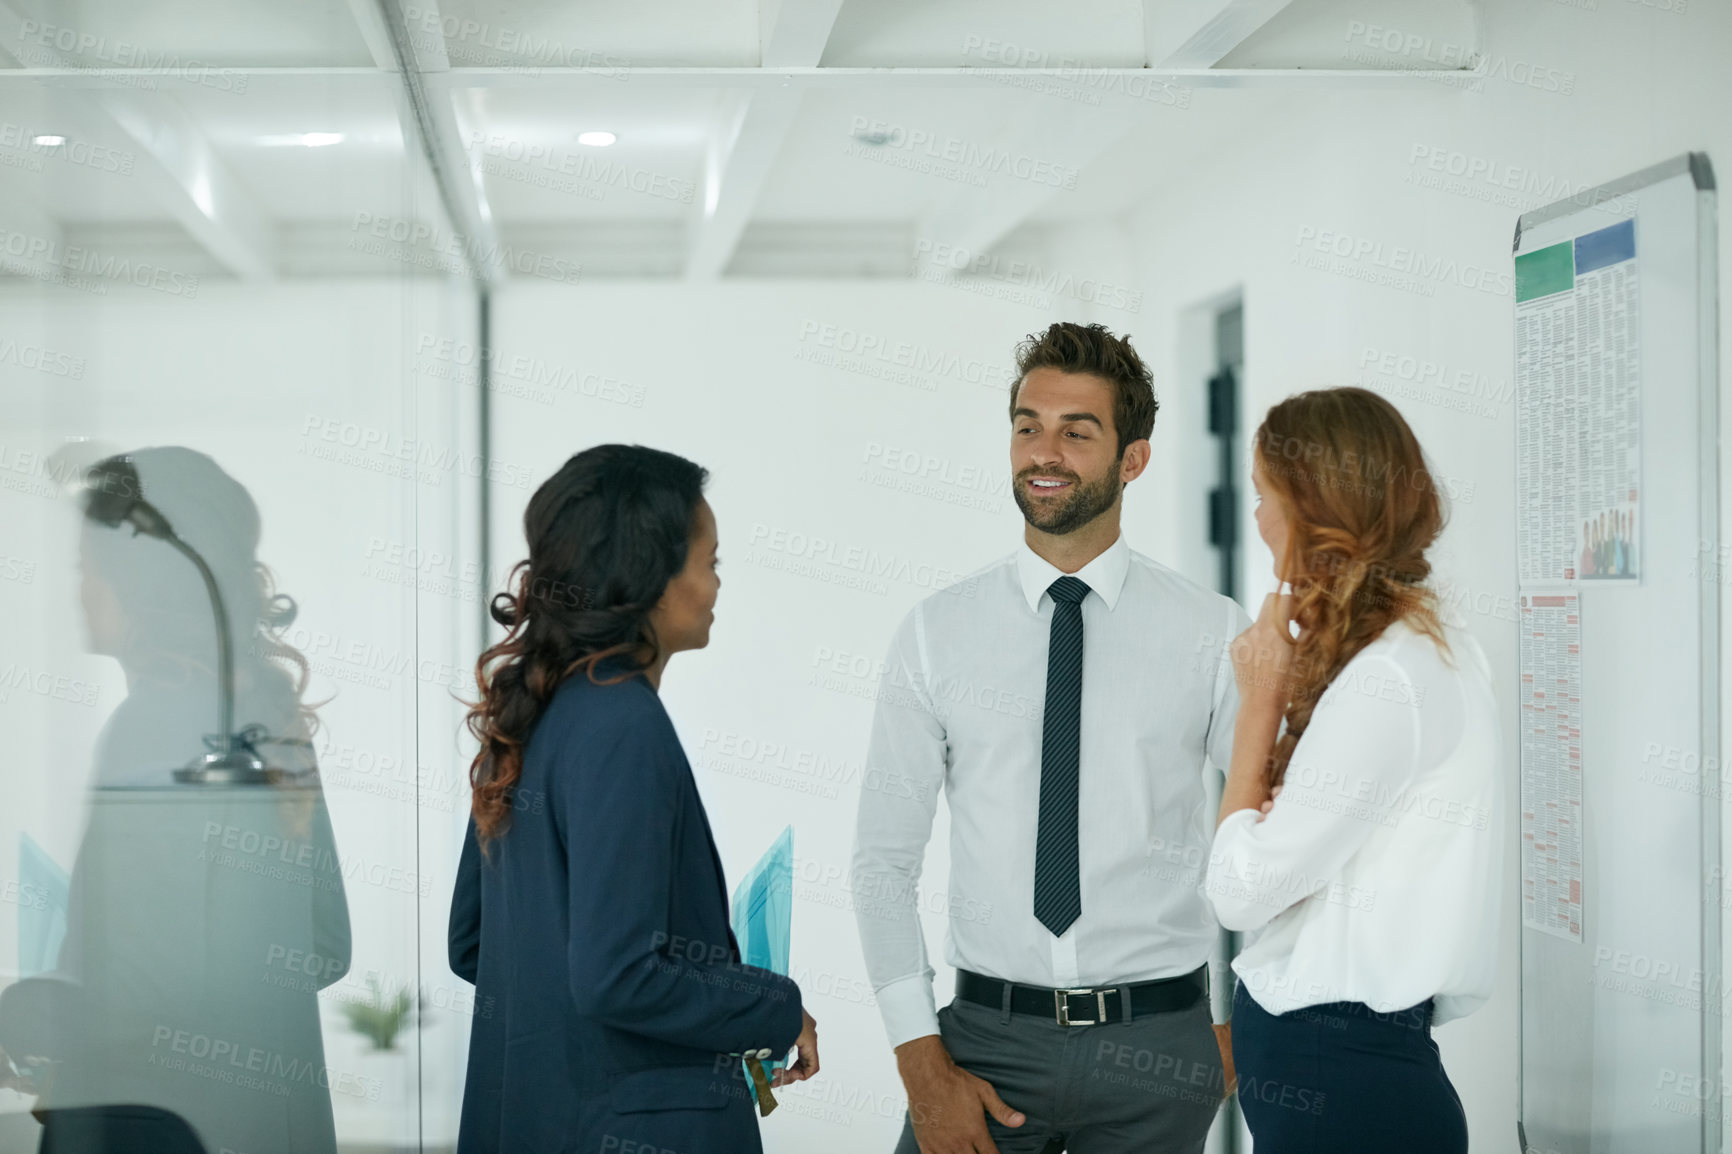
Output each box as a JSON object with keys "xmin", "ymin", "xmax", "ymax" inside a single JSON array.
[{"xmin": 1054, "ymin": 987, "xmax": 1109, "ymax": 1026}]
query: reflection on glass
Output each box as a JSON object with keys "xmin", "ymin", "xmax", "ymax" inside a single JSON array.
[{"xmin": 0, "ymin": 448, "xmax": 351, "ymax": 1154}]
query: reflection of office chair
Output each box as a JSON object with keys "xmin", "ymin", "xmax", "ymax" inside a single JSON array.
[
  {"xmin": 36, "ymin": 1107, "xmax": 207, "ymax": 1154},
  {"xmin": 80, "ymin": 457, "xmax": 282, "ymax": 785},
  {"xmin": 0, "ymin": 971, "xmax": 73, "ymax": 1075},
  {"xmin": 0, "ymin": 1046, "xmax": 208, "ymax": 1154},
  {"xmin": 0, "ymin": 976, "xmax": 206, "ymax": 1153}
]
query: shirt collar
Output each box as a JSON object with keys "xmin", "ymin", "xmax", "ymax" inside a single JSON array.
[{"xmin": 1015, "ymin": 532, "xmax": 1130, "ymax": 614}]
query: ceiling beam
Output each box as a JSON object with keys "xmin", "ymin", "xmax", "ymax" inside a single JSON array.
[
  {"xmin": 915, "ymin": 96, "xmax": 1145, "ymax": 275},
  {"xmin": 0, "ymin": 65, "xmax": 1492, "ymax": 93},
  {"xmin": 0, "ymin": 0, "xmax": 274, "ymax": 280},
  {"xmin": 1145, "ymin": 0, "xmax": 1294, "ymax": 69},
  {"xmin": 686, "ymin": 90, "xmax": 802, "ymax": 279},
  {"xmin": 433, "ymin": 64, "xmax": 1483, "ymax": 91},
  {"xmin": 344, "ymin": 0, "xmax": 401, "ymax": 72},
  {"xmin": 0, "ymin": 0, "xmax": 67, "ymax": 281},
  {"xmin": 760, "ymin": 0, "xmax": 848, "ymax": 68},
  {"xmin": 0, "ymin": 0, "xmax": 34, "ymax": 67},
  {"xmin": 95, "ymin": 94, "xmax": 276, "ymax": 280},
  {"xmin": 685, "ymin": 0, "xmax": 846, "ymax": 279},
  {"xmin": 373, "ymin": 0, "xmax": 502, "ymax": 285}
]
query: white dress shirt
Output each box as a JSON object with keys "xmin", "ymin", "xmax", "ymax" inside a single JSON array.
[
  {"xmin": 852, "ymin": 532, "xmax": 1251, "ymax": 1048},
  {"xmin": 1204, "ymin": 616, "xmax": 1503, "ymax": 1026}
]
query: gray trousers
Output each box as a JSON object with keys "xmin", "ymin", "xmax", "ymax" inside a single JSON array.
[{"xmin": 893, "ymin": 993, "xmax": 1225, "ymax": 1154}]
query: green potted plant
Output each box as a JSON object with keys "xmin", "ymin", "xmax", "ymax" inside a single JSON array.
[{"xmin": 339, "ymin": 975, "xmax": 423, "ymax": 1052}]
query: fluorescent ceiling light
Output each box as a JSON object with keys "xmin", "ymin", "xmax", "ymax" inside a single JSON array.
[
  {"xmin": 32, "ymin": 134, "xmax": 65, "ymax": 147},
  {"xmin": 257, "ymin": 132, "xmax": 346, "ymax": 147},
  {"xmin": 576, "ymin": 131, "xmax": 617, "ymax": 147}
]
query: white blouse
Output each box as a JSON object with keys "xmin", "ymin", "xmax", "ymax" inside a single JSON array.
[{"xmin": 1204, "ymin": 616, "xmax": 1504, "ymax": 1026}]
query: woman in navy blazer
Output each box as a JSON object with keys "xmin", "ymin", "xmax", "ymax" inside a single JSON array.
[{"xmin": 450, "ymin": 444, "xmax": 818, "ymax": 1154}]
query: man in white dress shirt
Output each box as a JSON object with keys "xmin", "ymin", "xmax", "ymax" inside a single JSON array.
[{"xmin": 853, "ymin": 322, "xmax": 1251, "ymax": 1154}]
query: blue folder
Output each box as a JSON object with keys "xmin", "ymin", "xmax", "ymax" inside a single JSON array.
[{"xmin": 729, "ymin": 826, "xmax": 793, "ymax": 1101}]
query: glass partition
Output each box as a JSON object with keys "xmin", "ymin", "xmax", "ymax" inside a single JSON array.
[{"xmin": 0, "ymin": 16, "xmax": 480, "ymax": 1152}]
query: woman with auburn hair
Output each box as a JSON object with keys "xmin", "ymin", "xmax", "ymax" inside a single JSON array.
[
  {"xmin": 448, "ymin": 444, "xmax": 818, "ymax": 1154},
  {"xmin": 1203, "ymin": 387, "xmax": 1502, "ymax": 1153}
]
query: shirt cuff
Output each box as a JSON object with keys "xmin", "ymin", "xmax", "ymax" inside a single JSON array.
[
  {"xmin": 875, "ymin": 972, "xmax": 940, "ymax": 1050},
  {"xmin": 1214, "ymin": 805, "xmax": 1263, "ymax": 839}
]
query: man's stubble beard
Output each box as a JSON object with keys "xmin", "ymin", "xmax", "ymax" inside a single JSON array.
[{"xmin": 1013, "ymin": 458, "xmax": 1123, "ymax": 535}]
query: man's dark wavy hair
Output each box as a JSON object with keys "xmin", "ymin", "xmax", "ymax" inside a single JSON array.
[{"xmin": 1009, "ymin": 322, "xmax": 1159, "ymax": 456}]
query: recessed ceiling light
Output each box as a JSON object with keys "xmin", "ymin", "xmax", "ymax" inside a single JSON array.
[
  {"xmin": 32, "ymin": 134, "xmax": 65, "ymax": 147},
  {"xmin": 256, "ymin": 132, "xmax": 346, "ymax": 147},
  {"xmin": 576, "ymin": 131, "xmax": 617, "ymax": 147}
]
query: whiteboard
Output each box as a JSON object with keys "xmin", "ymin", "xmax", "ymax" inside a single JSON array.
[{"xmin": 1514, "ymin": 154, "xmax": 1720, "ymax": 1154}]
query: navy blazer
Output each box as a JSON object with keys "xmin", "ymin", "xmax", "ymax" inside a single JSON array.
[{"xmin": 450, "ymin": 664, "xmax": 803, "ymax": 1154}]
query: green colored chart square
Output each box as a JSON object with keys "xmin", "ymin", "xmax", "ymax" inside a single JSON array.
[{"xmin": 1516, "ymin": 241, "xmax": 1575, "ymax": 303}]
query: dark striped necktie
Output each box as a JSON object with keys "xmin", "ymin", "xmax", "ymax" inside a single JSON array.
[{"xmin": 1034, "ymin": 574, "xmax": 1090, "ymax": 937}]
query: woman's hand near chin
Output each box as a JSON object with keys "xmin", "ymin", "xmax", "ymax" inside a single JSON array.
[
  {"xmin": 1217, "ymin": 588, "xmax": 1294, "ymax": 828},
  {"xmin": 1229, "ymin": 588, "xmax": 1296, "ymax": 717}
]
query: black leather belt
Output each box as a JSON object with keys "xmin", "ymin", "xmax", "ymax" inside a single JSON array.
[{"xmin": 955, "ymin": 965, "xmax": 1207, "ymax": 1026}]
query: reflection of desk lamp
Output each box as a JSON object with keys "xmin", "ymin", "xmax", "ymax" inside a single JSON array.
[{"xmin": 81, "ymin": 457, "xmax": 275, "ymax": 785}]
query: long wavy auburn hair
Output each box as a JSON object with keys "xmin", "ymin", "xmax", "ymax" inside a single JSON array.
[
  {"xmin": 1254, "ymin": 387, "xmax": 1452, "ymax": 789},
  {"xmin": 465, "ymin": 444, "xmax": 708, "ymax": 848}
]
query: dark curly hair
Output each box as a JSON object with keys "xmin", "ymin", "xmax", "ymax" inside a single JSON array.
[{"xmin": 465, "ymin": 444, "xmax": 708, "ymax": 847}]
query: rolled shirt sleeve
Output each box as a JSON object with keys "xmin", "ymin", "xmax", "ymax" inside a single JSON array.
[
  {"xmin": 851, "ymin": 607, "xmax": 949, "ymax": 1050},
  {"xmin": 1205, "ymin": 652, "xmax": 1423, "ymax": 933}
]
